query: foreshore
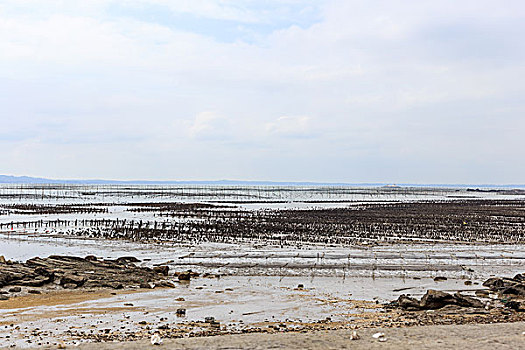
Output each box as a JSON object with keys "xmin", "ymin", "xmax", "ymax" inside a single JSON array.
[
  {"xmin": 72, "ymin": 322, "xmax": 525, "ymax": 350},
  {"xmin": 1, "ymin": 254, "xmax": 525, "ymax": 348}
]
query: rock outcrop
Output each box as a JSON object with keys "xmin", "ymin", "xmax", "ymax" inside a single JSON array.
[
  {"xmin": 394, "ymin": 289, "xmax": 486, "ymax": 311},
  {"xmin": 0, "ymin": 255, "xmax": 174, "ymax": 292}
]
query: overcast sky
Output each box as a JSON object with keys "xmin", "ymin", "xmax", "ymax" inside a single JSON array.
[{"xmin": 1, "ymin": 0, "xmax": 524, "ymax": 183}]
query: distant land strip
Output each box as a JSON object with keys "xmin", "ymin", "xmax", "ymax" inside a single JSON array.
[{"xmin": 0, "ymin": 175, "xmax": 524, "ymax": 188}]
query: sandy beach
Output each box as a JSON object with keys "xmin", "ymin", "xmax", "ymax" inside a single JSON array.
[{"xmin": 72, "ymin": 322, "xmax": 525, "ymax": 350}]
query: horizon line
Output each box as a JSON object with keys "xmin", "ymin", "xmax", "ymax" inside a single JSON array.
[{"xmin": 0, "ymin": 175, "xmax": 524, "ymax": 188}]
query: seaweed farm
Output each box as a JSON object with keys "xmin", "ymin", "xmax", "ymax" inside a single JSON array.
[{"xmin": 1, "ymin": 184, "xmax": 525, "ymax": 279}]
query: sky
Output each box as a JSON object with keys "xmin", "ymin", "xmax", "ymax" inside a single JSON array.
[{"xmin": 1, "ymin": 0, "xmax": 524, "ymax": 184}]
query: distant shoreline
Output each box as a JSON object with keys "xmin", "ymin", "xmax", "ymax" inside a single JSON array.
[{"xmin": 1, "ymin": 175, "xmax": 524, "ymax": 188}]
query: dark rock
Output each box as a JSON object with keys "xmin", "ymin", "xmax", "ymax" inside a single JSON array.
[
  {"xmin": 438, "ymin": 305, "xmax": 489, "ymax": 315},
  {"xmin": 504, "ymin": 300, "xmax": 525, "ymax": 311},
  {"xmin": 475, "ymin": 290, "xmax": 490, "ymax": 297},
  {"xmin": 483, "ymin": 277, "xmax": 516, "ymax": 290},
  {"xmin": 420, "ymin": 289, "xmax": 455, "ymax": 309},
  {"xmin": 48, "ymin": 255, "xmax": 86, "ymax": 262},
  {"xmin": 60, "ymin": 274, "xmax": 86, "ymax": 287},
  {"xmin": 0, "ymin": 295, "xmax": 9, "ymax": 300},
  {"xmin": 8, "ymin": 287, "xmax": 21, "ymax": 293},
  {"xmin": 28, "ymin": 289, "xmax": 41, "ymax": 294},
  {"xmin": 397, "ymin": 295, "xmax": 421, "ymax": 310},
  {"xmin": 501, "ymin": 284, "xmax": 525, "ymax": 296},
  {"xmin": 15, "ymin": 276, "xmax": 50, "ymax": 287},
  {"xmin": 157, "ymin": 281, "xmax": 176, "ymax": 288},
  {"xmin": 85, "ymin": 255, "xmax": 97, "ymax": 261},
  {"xmin": 116, "ymin": 256, "xmax": 141, "ymax": 264},
  {"xmin": 34, "ymin": 267, "xmax": 54, "ymax": 277},
  {"xmin": 153, "ymin": 266, "xmax": 169, "ymax": 276},
  {"xmin": 464, "ymin": 280, "xmax": 472, "ymax": 286},
  {"xmin": 433, "ymin": 276, "xmax": 447, "ymax": 282},
  {"xmin": 178, "ymin": 272, "xmax": 191, "ymax": 281},
  {"xmin": 176, "ymin": 308, "xmax": 186, "ymax": 316},
  {"xmin": 0, "ymin": 255, "xmax": 172, "ymax": 293},
  {"xmin": 103, "ymin": 282, "xmax": 123, "ymax": 290},
  {"xmin": 205, "ymin": 316, "xmax": 215, "ymax": 323},
  {"xmin": 140, "ymin": 282, "xmax": 154, "ymax": 289},
  {"xmin": 513, "ymin": 273, "xmax": 525, "ymax": 282},
  {"xmin": 453, "ymin": 293, "xmax": 485, "ymax": 308}
]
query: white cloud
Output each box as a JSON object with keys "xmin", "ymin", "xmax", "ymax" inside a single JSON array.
[
  {"xmin": 0, "ymin": 0, "xmax": 524, "ymax": 182},
  {"xmin": 188, "ymin": 112, "xmax": 232, "ymax": 140},
  {"xmin": 266, "ymin": 116, "xmax": 313, "ymax": 138}
]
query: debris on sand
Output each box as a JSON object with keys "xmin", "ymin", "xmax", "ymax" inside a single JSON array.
[
  {"xmin": 150, "ymin": 333, "xmax": 162, "ymax": 345},
  {"xmin": 372, "ymin": 332, "xmax": 387, "ymax": 341},
  {"xmin": 176, "ymin": 308, "xmax": 186, "ymax": 316},
  {"xmin": 349, "ymin": 330, "xmax": 360, "ymax": 340}
]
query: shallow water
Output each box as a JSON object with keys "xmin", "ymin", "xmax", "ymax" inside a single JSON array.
[{"xmin": 1, "ymin": 232, "xmax": 524, "ymax": 280}]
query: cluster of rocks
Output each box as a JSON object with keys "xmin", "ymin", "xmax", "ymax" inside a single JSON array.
[
  {"xmin": 483, "ymin": 274, "xmax": 525, "ymax": 310},
  {"xmin": 0, "ymin": 255, "xmax": 176, "ymax": 297},
  {"xmin": 393, "ymin": 274, "xmax": 525, "ymax": 313},
  {"xmin": 394, "ymin": 289, "xmax": 486, "ymax": 311}
]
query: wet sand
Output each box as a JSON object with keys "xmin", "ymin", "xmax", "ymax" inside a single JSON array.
[{"xmin": 0, "ymin": 289, "xmax": 136, "ymax": 311}]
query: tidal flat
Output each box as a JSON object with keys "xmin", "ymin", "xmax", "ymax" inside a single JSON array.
[{"xmin": 1, "ymin": 184, "xmax": 525, "ymax": 347}]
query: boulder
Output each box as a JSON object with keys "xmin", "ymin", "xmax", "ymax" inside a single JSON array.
[
  {"xmin": 140, "ymin": 282, "xmax": 155, "ymax": 289},
  {"xmin": 60, "ymin": 274, "xmax": 86, "ymax": 287},
  {"xmin": 420, "ymin": 289, "xmax": 455, "ymax": 309},
  {"xmin": 397, "ymin": 295, "xmax": 421, "ymax": 310},
  {"xmin": 15, "ymin": 276, "xmax": 50, "ymax": 287},
  {"xmin": 483, "ymin": 277, "xmax": 516, "ymax": 290},
  {"xmin": 453, "ymin": 293, "xmax": 485, "ymax": 308},
  {"xmin": 157, "ymin": 281, "xmax": 176, "ymax": 288},
  {"xmin": 116, "ymin": 256, "xmax": 141, "ymax": 264},
  {"xmin": 513, "ymin": 273, "xmax": 525, "ymax": 282},
  {"xmin": 48, "ymin": 255, "xmax": 86, "ymax": 262},
  {"xmin": 178, "ymin": 272, "xmax": 191, "ymax": 281},
  {"xmin": 504, "ymin": 300, "xmax": 525, "ymax": 311},
  {"xmin": 153, "ymin": 266, "xmax": 169, "ymax": 276},
  {"xmin": 438, "ymin": 305, "xmax": 489, "ymax": 315},
  {"xmin": 501, "ymin": 284, "xmax": 525, "ymax": 296}
]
